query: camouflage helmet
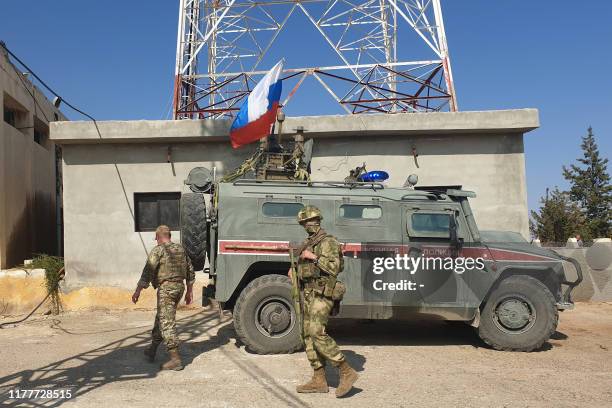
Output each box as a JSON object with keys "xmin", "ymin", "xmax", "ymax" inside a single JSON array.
[{"xmin": 297, "ymin": 205, "xmax": 322, "ymax": 224}]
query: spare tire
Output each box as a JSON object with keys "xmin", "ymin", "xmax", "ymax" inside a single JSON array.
[{"xmin": 180, "ymin": 193, "xmax": 207, "ymax": 271}]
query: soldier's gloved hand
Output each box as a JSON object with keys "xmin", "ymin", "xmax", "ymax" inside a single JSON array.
[{"xmin": 323, "ymin": 285, "xmax": 334, "ymax": 298}]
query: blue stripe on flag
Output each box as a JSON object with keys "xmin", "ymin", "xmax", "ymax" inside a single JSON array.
[
  {"xmin": 267, "ymin": 80, "xmax": 282, "ymax": 110},
  {"xmin": 230, "ymin": 99, "xmax": 250, "ymax": 131}
]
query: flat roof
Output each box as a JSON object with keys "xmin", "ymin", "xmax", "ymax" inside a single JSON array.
[
  {"xmin": 222, "ymin": 179, "xmax": 460, "ymax": 203},
  {"xmin": 50, "ymin": 109, "xmax": 539, "ymax": 145}
]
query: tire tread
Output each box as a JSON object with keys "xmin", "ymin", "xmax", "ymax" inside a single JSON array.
[
  {"xmin": 234, "ymin": 274, "xmax": 302, "ymax": 355},
  {"xmin": 180, "ymin": 193, "xmax": 207, "ymax": 271},
  {"xmin": 479, "ymin": 275, "xmax": 558, "ymax": 352}
]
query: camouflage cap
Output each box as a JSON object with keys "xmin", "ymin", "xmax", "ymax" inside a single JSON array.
[{"xmin": 297, "ymin": 205, "xmax": 322, "ymax": 224}]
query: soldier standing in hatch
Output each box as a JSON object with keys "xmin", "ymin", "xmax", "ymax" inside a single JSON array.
[
  {"xmin": 290, "ymin": 205, "xmax": 359, "ymax": 397},
  {"xmin": 131, "ymin": 225, "xmax": 195, "ymax": 371}
]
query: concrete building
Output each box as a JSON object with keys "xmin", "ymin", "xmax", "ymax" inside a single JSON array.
[
  {"xmin": 50, "ymin": 109, "xmax": 538, "ymax": 288},
  {"xmin": 1, "ymin": 48, "xmax": 66, "ymax": 269}
]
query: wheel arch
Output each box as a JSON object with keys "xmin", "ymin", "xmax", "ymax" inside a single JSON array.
[
  {"xmin": 224, "ymin": 260, "xmax": 291, "ymax": 311},
  {"xmin": 479, "ymin": 266, "xmax": 562, "ymax": 309}
]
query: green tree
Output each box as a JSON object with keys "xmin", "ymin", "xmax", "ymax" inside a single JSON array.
[
  {"xmin": 562, "ymin": 126, "xmax": 612, "ymax": 238},
  {"xmin": 530, "ymin": 188, "xmax": 586, "ymax": 244}
]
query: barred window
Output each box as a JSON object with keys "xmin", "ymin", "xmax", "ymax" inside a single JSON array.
[{"xmin": 134, "ymin": 193, "xmax": 181, "ymax": 232}]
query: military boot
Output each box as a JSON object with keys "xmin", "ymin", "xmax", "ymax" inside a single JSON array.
[
  {"xmin": 143, "ymin": 342, "xmax": 160, "ymax": 363},
  {"xmin": 335, "ymin": 360, "xmax": 358, "ymax": 398},
  {"xmin": 296, "ymin": 368, "xmax": 328, "ymax": 393},
  {"xmin": 160, "ymin": 349, "xmax": 183, "ymax": 371}
]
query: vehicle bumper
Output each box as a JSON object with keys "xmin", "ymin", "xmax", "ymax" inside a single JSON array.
[{"xmin": 552, "ymin": 253, "xmax": 584, "ymax": 308}]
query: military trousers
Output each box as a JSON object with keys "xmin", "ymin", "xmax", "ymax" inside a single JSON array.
[
  {"xmin": 151, "ymin": 281, "xmax": 185, "ymax": 351},
  {"xmin": 302, "ymin": 287, "xmax": 345, "ymax": 370}
]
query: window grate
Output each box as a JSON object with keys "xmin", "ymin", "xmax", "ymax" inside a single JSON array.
[{"xmin": 134, "ymin": 192, "xmax": 181, "ymax": 232}]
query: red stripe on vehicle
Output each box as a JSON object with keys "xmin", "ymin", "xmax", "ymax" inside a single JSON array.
[
  {"xmin": 219, "ymin": 240, "xmax": 556, "ymax": 262},
  {"xmin": 219, "ymin": 240, "xmax": 290, "ymax": 255},
  {"xmin": 486, "ymin": 248, "xmax": 556, "ymax": 262}
]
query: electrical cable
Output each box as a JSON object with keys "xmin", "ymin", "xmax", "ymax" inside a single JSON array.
[
  {"xmin": 1, "ymin": 41, "xmax": 95, "ymax": 122},
  {"xmin": 316, "ymin": 154, "xmax": 349, "ymax": 173},
  {"xmin": 8, "ymin": 61, "xmax": 50, "ymax": 123},
  {"xmin": 0, "ymin": 43, "xmax": 149, "ymax": 256},
  {"xmin": 0, "ymin": 43, "xmax": 209, "ymax": 328},
  {"xmin": 0, "ymin": 292, "xmax": 53, "ymax": 328},
  {"xmin": 0, "ymin": 268, "xmax": 65, "ymax": 328}
]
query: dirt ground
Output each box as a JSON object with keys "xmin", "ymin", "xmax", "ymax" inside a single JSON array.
[{"xmin": 1, "ymin": 302, "xmax": 611, "ymax": 408}]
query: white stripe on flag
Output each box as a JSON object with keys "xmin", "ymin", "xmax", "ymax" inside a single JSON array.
[{"xmin": 247, "ymin": 60, "xmax": 284, "ymax": 122}]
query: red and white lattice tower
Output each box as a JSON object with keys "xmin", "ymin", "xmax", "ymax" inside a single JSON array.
[{"xmin": 173, "ymin": 0, "xmax": 457, "ymax": 119}]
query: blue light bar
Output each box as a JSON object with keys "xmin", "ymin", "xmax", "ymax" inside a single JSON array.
[{"xmin": 358, "ymin": 171, "xmax": 389, "ymax": 182}]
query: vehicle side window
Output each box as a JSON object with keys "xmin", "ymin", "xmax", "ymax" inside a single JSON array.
[
  {"xmin": 407, "ymin": 212, "xmax": 458, "ymax": 239},
  {"xmin": 262, "ymin": 202, "xmax": 304, "ymax": 218},
  {"xmin": 411, "ymin": 213, "xmax": 450, "ymax": 234},
  {"xmin": 339, "ymin": 204, "xmax": 382, "ymax": 220}
]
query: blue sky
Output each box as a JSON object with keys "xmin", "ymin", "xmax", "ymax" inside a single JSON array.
[{"xmin": 1, "ymin": 1, "xmax": 610, "ymax": 212}]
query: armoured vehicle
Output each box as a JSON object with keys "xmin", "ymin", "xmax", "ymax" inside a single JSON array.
[
  {"xmin": 180, "ymin": 128, "xmax": 581, "ymax": 353},
  {"xmin": 179, "ymin": 172, "xmax": 582, "ymax": 354}
]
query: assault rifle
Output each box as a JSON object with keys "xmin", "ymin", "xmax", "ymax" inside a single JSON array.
[{"xmin": 289, "ymin": 242, "xmax": 305, "ymax": 346}]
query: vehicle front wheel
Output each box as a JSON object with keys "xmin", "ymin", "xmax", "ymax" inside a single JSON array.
[
  {"xmin": 233, "ymin": 274, "xmax": 302, "ymax": 354},
  {"xmin": 478, "ymin": 275, "xmax": 558, "ymax": 352}
]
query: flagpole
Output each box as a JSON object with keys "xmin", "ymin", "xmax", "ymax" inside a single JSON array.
[{"xmin": 277, "ymin": 109, "xmax": 285, "ymax": 146}]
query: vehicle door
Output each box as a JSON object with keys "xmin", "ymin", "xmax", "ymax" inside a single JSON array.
[{"xmin": 398, "ymin": 203, "xmax": 468, "ymax": 314}]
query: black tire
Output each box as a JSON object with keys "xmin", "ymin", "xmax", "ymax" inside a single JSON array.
[
  {"xmin": 234, "ymin": 275, "xmax": 302, "ymax": 354},
  {"xmin": 180, "ymin": 193, "xmax": 207, "ymax": 271},
  {"xmin": 478, "ymin": 275, "xmax": 558, "ymax": 352}
]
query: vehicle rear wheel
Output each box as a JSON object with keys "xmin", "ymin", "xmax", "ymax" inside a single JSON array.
[
  {"xmin": 233, "ymin": 274, "xmax": 302, "ymax": 354},
  {"xmin": 478, "ymin": 275, "xmax": 558, "ymax": 352},
  {"xmin": 180, "ymin": 193, "xmax": 207, "ymax": 271}
]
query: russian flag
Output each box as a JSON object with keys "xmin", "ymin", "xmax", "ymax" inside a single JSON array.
[{"xmin": 230, "ymin": 60, "xmax": 284, "ymax": 148}]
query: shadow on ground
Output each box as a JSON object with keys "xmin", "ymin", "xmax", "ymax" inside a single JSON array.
[
  {"xmin": 0, "ymin": 311, "xmax": 568, "ymax": 407},
  {"xmin": 327, "ymin": 319, "xmax": 568, "ymax": 353},
  {"xmin": 0, "ymin": 309, "xmax": 229, "ymax": 408}
]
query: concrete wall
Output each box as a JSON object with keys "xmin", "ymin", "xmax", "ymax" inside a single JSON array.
[
  {"xmin": 51, "ymin": 110, "xmax": 538, "ymax": 289},
  {"xmin": 0, "ymin": 49, "xmax": 66, "ymax": 268},
  {"xmin": 0, "ymin": 268, "xmax": 205, "ymax": 315},
  {"xmin": 553, "ymin": 240, "xmax": 612, "ymax": 302}
]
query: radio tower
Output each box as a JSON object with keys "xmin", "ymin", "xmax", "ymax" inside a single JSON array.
[{"xmin": 173, "ymin": 0, "xmax": 457, "ymax": 119}]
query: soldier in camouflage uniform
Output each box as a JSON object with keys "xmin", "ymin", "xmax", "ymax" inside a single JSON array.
[
  {"xmin": 132, "ymin": 225, "xmax": 195, "ymax": 371},
  {"xmin": 291, "ymin": 206, "xmax": 359, "ymax": 397}
]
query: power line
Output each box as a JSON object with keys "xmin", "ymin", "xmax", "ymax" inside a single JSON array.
[
  {"xmin": 1, "ymin": 40, "xmax": 96, "ymax": 122},
  {"xmin": 7, "ymin": 58, "xmax": 50, "ymax": 123},
  {"xmin": 1, "ymin": 41, "xmax": 150, "ymax": 257}
]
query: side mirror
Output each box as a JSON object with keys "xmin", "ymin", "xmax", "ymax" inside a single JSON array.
[{"xmin": 449, "ymin": 216, "xmax": 461, "ymax": 249}]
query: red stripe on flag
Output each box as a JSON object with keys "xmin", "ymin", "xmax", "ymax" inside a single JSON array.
[{"xmin": 230, "ymin": 102, "xmax": 279, "ymax": 148}]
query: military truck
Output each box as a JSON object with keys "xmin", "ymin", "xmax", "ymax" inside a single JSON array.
[{"xmin": 179, "ymin": 170, "xmax": 583, "ymax": 354}]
